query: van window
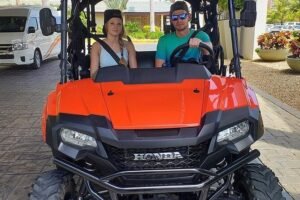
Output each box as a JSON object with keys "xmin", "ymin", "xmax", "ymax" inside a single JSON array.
[
  {"xmin": 28, "ymin": 17, "xmax": 38, "ymax": 30},
  {"xmin": 0, "ymin": 16, "xmax": 27, "ymax": 32},
  {"xmin": 55, "ymin": 16, "xmax": 61, "ymax": 24}
]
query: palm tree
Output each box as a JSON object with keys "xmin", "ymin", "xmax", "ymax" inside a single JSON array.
[
  {"xmin": 104, "ymin": 0, "xmax": 129, "ymax": 10},
  {"xmin": 42, "ymin": 0, "xmax": 49, "ymax": 7}
]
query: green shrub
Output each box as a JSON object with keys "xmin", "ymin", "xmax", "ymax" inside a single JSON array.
[
  {"xmin": 125, "ymin": 22, "xmax": 141, "ymax": 34},
  {"xmin": 96, "ymin": 25, "xmax": 103, "ymax": 34},
  {"xmin": 142, "ymin": 25, "xmax": 160, "ymax": 33},
  {"xmin": 146, "ymin": 31, "xmax": 163, "ymax": 39},
  {"xmin": 130, "ymin": 31, "xmax": 146, "ymax": 39}
]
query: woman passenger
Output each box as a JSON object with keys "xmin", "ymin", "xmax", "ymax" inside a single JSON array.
[{"xmin": 90, "ymin": 9, "xmax": 137, "ymax": 79}]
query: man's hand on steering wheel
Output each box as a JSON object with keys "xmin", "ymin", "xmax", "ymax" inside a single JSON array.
[
  {"xmin": 189, "ymin": 38, "xmax": 201, "ymax": 48},
  {"xmin": 189, "ymin": 38, "xmax": 213, "ymax": 55},
  {"xmin": 170, "ymin": 41, "xmax": 214, "ymax": 68}
]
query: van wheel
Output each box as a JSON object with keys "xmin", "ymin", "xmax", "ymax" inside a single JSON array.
[
  {"xmin": 29, "ymin": 169, "xmax": 76, "ymax": 200},
  {"xmin": 234, "ymin": 164, "xmax": 285, "ymax": 200},
  {"xmin": 32, "ymin": 49, "xmax": 42, "ymax": 69}
]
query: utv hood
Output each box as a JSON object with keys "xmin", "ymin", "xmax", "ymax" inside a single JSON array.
[
  {"xmin": 51, "ymin": 66, "xmax": 256, "ymax": 130},
  {"xmin": 51, "ymin": 66, "xmax": 212, "ymax": 130},
  {"xmin": 100, "ymin": 80, "xmax": 206, "ymax": 129}
]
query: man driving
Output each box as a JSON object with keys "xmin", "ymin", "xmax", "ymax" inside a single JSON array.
[{"xmin": 155, "ymin": 1, "xmax": 213, "ymax": 68}]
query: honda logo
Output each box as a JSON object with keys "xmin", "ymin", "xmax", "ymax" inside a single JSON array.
[{"xmin": 133, "ymin": 152, "xmax": 183, "ymax": 161}]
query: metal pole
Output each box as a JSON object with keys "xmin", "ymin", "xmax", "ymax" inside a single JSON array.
[
  {"xmin": 60, "ymin": 0, "xmax": 68, "ymax": 83},
  {"xmin": 228, "ymin": 0, "xmax": 241, "ymax": 78},
  {"xmin": 87, "ymin": 1, "xmax": 91, "ymax": 53}
]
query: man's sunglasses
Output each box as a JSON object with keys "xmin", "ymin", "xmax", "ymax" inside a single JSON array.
[{"xmin": 171, "ymin": 13, "xmax": 189, "ymax": 21}]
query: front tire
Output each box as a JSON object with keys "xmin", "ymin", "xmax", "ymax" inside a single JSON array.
[
  {"xmin": 32, "ymin": 49, "xmax": 42, "ymax": 69},
  {"xmin": 29, "ymin": 169, "xmax": 75, "ymax": 200},
  {"xmin": 234, "ymin": 164, "xmax": 285, "ymax": 200}
]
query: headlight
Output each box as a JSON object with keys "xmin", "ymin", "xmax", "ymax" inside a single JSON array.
[
  {"xmin": 217, "ymin": 120, "xmax": 250, "ymax": 143},
  {"xmin": 60, "ymin": 128, "xmax": 97, "ymax": 148},
  {"xmin": 12, "ymin": 41, "xmax": 28, "ymax": 50}
]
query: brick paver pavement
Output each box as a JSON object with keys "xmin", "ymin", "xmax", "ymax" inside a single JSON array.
[
  {"xmin": 252, "ymin": 86, "xmax": 300, "ymax": 200},
  {"xmin": 0, "ymin": 61, "xmax": 59, "ymax": 200},
  {"xmin": 0, "ymin": 60, "xmax": 298, "ymax": 199}
]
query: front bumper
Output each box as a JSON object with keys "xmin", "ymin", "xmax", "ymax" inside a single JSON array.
[
  {"xmin": 54, "ymin": 150, "xmax": 259, "ymax": 197},
  {"xmin": 0, "ymin": 49, "xmax": 33, "ymax": 65}
]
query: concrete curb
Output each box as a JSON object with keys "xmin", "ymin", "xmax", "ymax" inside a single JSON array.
[{"xmin": 250, "ymin": 85, "xmax": 300, "ymax": 119}]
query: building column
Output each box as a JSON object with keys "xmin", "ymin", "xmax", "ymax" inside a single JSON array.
[{"xmin": 160, "ymin": 14, "xmax": 164, "ymax": 32}]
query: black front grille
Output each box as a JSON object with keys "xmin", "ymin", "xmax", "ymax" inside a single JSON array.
[
  {"xmin": 0, "ymin": 44, "xmax": 13, "ymax": 52},
  {"xmin": 0, "ymin": 54, "xmax": 14, "ymax": 59},
  {"xmin": 104, "ymin": 142, "xmax": 209, "ymax": 170}
]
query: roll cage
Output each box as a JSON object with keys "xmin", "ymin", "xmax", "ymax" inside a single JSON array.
[{"xmin": 40, "ymin": 0, "xmax": 256, "ymax": 83}]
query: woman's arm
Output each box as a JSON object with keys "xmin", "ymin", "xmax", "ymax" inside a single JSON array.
[
  {"xmin": 126, "ymin": 41, "xmax": 138, "ymax": 68},
  {"xmin": 90, "ymin": 42, "xmax": 101, "ymax": 79}
]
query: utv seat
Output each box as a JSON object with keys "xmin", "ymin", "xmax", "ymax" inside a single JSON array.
[
  {"xmin": 80, "ymin": 55, "xmax": 91, "ymax": 78},
  {"xmin": 80, "ymin": 50, "xmax": 156, "ymax": 79},
  {"xmin": 136, "ymin": 51, "xmax": 156, "ymax": 68}
]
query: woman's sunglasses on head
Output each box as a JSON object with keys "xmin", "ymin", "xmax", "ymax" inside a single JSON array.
[{"xmin": 171, "ymin": 13, "xmax": 188, "ymax": 21}]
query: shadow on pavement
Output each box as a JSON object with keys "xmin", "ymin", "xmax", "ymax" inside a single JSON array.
[
  {"xmin": 279, "ymin": 68, "xmax": 300, "ymax": 75},
  {"xmin": 0, "ymin": 57, "xmax": 59, "ymax": 71}
]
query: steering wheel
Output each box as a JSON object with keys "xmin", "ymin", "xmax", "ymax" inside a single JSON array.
[{"xmin": 169, "ymin": 42, "xmax": 215, "ymax": 70}]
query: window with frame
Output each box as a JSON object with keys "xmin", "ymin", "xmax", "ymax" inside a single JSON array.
[{"xmin": 28, "ymin": 17, "xmax": 38, "ymax": 30}]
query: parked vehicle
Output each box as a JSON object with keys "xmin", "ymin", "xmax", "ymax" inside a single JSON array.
[
  {"xmin": 29, "ymin": 0, "xmax": 286, "ymax": 199},
  {"xmin": 265, "ymin": 23, "xmax": 274, "ymax": 32},
  {"xmin": 269, "ymin": 24, "xmax": 282, "ymax": 32},
  {"xmin": 293, "ymin": 25, "xmax": 300, "ymax": 31},
  {"xmin": 284, "ymin": 22, "xmax": 300, "ymax": 27},
  {"xmin": 0, "ymin": 6, "xmax": 61, "ymax": 69},
  {"xmin": 281, "ymin": 25, "xmax": 294, "ymax": 31}
]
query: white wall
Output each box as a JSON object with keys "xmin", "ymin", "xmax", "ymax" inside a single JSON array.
[
  {"xmin": 240, "ymin": 0, "xmax": 268, "ymax": 59},
  {"xmin": 219, "ymin": 0, "xmax": 268, "ymax": 60}
]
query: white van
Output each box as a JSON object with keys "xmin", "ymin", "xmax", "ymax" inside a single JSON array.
[{"xmin": 0, "ymin": 6, "xmax": 61, "ymax": 69}]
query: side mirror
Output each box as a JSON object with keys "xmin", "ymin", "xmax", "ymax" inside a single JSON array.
[
  {"xmin": 240, "ymin": 0, "xmax": 257, "ymax": 27},
  {"xmin": 28, "ymin": 26, "xmax": 35, "ymax": 34},
  {"xmin": 39, "ymin": 8, "xmax": 56, "ymax": 36}
]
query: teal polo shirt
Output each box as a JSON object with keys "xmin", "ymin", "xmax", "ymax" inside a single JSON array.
[{"xmin": 156, "ymin": 30, "xmax": 211, "ymax": 67}]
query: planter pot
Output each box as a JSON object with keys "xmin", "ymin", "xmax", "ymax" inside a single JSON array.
[
  {"xmin": 286, "ymin": 56, "xmax": 300, "ymax": 72},
  {"xmin": 256, "ymin": 49, "xmax": 288, "ymax": 61}
]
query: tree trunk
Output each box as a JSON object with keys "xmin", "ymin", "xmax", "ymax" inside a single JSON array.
[
  {"xmin": 16, "ymin": 0, "xmax": 21, "ymax": 5},
  {"xmin": 42, "ymin": 0, "xmax": 49, "ymax": 7},
  {"xmin": 104, "ymin": 0, "xmax": 128, "ymax": 10},
  {"xmin": 150, "ymin": 0, "xmax": 155, "ymax": 32}
]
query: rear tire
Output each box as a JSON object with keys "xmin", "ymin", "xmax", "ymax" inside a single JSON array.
[
  {"xmin": 234, "ymin": 164, "xmax": 285, "ymax": 200},
  {"xmin": 29, "ymin": 169, "xmax": 76, "ymax": 200},
  {"xmin": 32, "ymin": 49, "xmax": 42, "ymax": 69}
]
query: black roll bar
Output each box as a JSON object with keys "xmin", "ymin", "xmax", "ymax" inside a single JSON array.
[
  {"xmin": 60, "ymin": 0, "xmax": 68, "ymax": 83},
  {"xmin": 228, "ymin": 0, "xmax": 242, "ymax": 78}
]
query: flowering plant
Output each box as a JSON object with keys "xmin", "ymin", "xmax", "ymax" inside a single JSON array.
[
  {"xmin": 289, "ymin": 31, "xmax": 300, "ymax": 58},
  {"xmin": 257, "ymin": 31, "xmax": 291, "ymax": 50}
]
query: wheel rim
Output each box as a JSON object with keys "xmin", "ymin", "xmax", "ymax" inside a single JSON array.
[{"xmin": 35, "ymin": 51, "xmax": 41, "ymax": 68}]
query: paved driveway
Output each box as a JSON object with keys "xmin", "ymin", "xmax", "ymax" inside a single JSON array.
[{"xmin": 0, "ymin": 60, "xmax": 59, "ymax": 199}]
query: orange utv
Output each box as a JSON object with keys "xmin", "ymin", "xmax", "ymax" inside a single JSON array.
[{"xmin": 30, "ymin": 0, "xmax": 286, "ymax": 199}]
